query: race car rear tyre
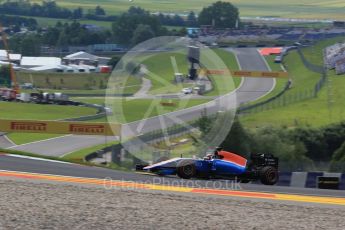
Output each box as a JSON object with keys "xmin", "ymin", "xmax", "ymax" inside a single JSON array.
[
  {"xmin": 260, "ymin": 166, "xmax": 279, "ymax": 185},
  {"xmin": 177, "ymin": 160, "xmax": 196, "ymax": 179}
]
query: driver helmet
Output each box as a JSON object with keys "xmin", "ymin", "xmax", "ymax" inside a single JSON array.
[{"xmin": 215, "ymin": 147, "xmax": 223, "ymax": 151}]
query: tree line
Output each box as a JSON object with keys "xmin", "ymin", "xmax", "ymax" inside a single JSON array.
[
  {"xmin": 9, "ymin": 21, "xmax": 112, "ymax": 56},
  {"xmin": 5, "ymin": 1, "xmax": 241, "ymax": 53},
  {"xmin": 0, "ymin": 65, "xmax": 11, "ymax": 87},
  {"xmin": 198, "ymin": 115, "xmax": 345, "ymax": 172},
  {"xmin": 111, "ymin": 2, "xmax": 240, "ymax": 46},
  {"xmin": 0, "ymin": 14, "xmax": 38, "ymax": 30},
  {"xmin": 0, "ymin": 0, "xmax": 113, "ymax": 21},
  {"xmin": 1, "ymin": 1, "xmax": 240, "ymax": 28}
]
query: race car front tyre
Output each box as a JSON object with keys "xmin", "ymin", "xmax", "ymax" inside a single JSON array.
[
  {"xmin": 260, "ymin": 166, "xmax": 279, "ymax": 185},
  {"xmin": 177, "ymin": 160, "xmax": 196, "ymax": 179}
]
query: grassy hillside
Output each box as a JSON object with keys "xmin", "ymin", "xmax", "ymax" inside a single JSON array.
[
  {"xmin": 242, "ymin": 55, "xmax": 288, "ymax": 106},
  {"xmin": 0, "ymin": 101, "xmax": 96, "ymax": 120},
  {"xmin": 241, "ymin": 38, "xmax": 345, "ymax": 128},
  {"xmin": 208, "ymin": 49, "xmax": 241, "ymax": 96},
  {"xmin": 141, "ymin": 52, "xmax": 189, "ymax": 94},
  {"xmin": 0, "ymin": 101, "xmax": 98, "ymax": 144},
  {"xmin": 29, "ymin": 0, "xmax": 345, "ymax": 19},
  {"xmin": 75, "ymin": 98, "xmax": 210, "ymax": 123},
  {"xmin": 302, "ymin": 37, "xmax": 345, "ymax": 66},
  {"xmin": 17, "ymin": 72, "xmax": 141, "ymax": 95},
  {"xmin": 137, "ymin": 49, "xmax": 239, "ymax": 95}
]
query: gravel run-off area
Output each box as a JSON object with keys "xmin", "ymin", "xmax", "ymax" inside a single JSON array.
[{"xmin": 0, "ymin": 178, "xmax": 345, "ymax": 230}]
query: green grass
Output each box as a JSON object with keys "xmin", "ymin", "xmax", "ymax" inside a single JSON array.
[
  {"xmin": 265, "ymin": 55, "xmax": 289, "ymax": 99},
  {"xmin": 133, "ymin": 49, "xmax": 239, "ymax": 95},
  {"xmin": 9, "ymin": 14, "xmax": 113, "ymax": 28},
  {"xmin": 115, "ymin": 98, "xmax": 211, "ymax": 123},
  {"xmin": 302, "ymin": 36, "xmax": 345, "ymax": 66},
  {"xmin": 283, "ymin": 51, "xmax": 320, "ymax": 93},
  {"xmin": 17, "ymin": 72, "xmax": 141, "ymax": 95},
  {"xmin": 0, "ymin": 101, "xmax": 96, "ymax": 120},
  {"xmin": 6, "ymin": 133, "xmax": 63, "ymax": 145},
  {"xmin": 28, "ymin": 0, "xmax": 345, "ymax": 20},
  {"xmin": 16, "ymin": 72, "xmax": 109, "ymax": 90},
  {"xmin": 152, "ymin": 134, "xmax": 197, "ymax": 158},
  {"xmin": 0, "ymin": 100, "xmax": 97, "ymax": 145},
  {"xmin": 62, "ymin": 141, "xmax": 119, "ymax": 161},
  {"xmin": 0, "ymin": 147, "xmax": 80, "ymax": 163},
  {"xmin": 32, "ymin": 16, "xmax": 186, "ymax": 30},
  {"xmin": 209, "ymin": 49, "xmax": 241, "ymax": 95},
  {"xmin": 241, "ymin": 38, "xmax": 345, "ymax": 128},
  {"xmin": 33, "ymin": 16, "xmax": 113, "ymax": 29},
  {"xmin": 21, "ymin": 89, "xmax": 107, "ymax": 95},
  {"xmin": 141, "ymin": 52, "xmax": 189, "ymax": 94},
  {"xmin": 244, "ymin": 55, "xmax": 288, "ymax": 105},
  {"xmin": 241, "ymin": 72, "xmax": 345, "ymax": 128},
  {"xmin": 0, "ymin": 147, "xmax": 126, "ymax": 170},
  {"xmin": 75, "ymin": 97, "xmax": 211, "ymax": 123}
]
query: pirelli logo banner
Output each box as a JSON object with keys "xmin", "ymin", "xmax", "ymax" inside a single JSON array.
[
  {"xmin": 204, "ymin": 69, "xmax": 289, "ymax": 78},
  {"xmin": 0, "ymin": 119, "xmax": 121, "ymax": 136}
]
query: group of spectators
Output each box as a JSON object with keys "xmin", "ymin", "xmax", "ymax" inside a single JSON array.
[
  {"xmin": 198, "ymin": 26, "xmax": 345, "ymax": 44},
  {"xmin": 324, "ymin": 42, "xmax": 345, "ymax": 75}
]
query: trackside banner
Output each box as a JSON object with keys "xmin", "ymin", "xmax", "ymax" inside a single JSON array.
[
  {"xmin": 0, "ymin": 119, "xmax": 121, "ymax": 136},
  {"xmin": 202, "ymin": 69, "xmax": 289, "ymax": 78}
]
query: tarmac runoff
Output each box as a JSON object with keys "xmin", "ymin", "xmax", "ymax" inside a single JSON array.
[{"xmin": 0, "ymin": 170, "xmax": 344, "ymax": 207}]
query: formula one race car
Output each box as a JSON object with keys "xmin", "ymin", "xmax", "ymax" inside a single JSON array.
[{"xmin": 136, "ymin": 148, "xmax": 279, "ymax": 185}]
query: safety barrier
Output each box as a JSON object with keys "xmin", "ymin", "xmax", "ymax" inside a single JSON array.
[
  {"xmin": 276, "ymin": 172, "xmax": 345, "ymax": 190},
  {"xmin": 204, "ymin": 69, "xmax": 289, "ymax": 78},
  {"xmin": 239, "ymin": 46, "xmax": 328, "ymax": 114},
  {"xmin": 0, "ymin": 119, "xmax": 121, "ymax": 136}
]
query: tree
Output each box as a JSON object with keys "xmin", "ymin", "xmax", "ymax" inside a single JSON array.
[
  {"xmin": 172, "ymin": 14, "xmax": 185, "ymax": 27},
  {"xmin": 72, "ymin": 7, "xmax": 83, "ymax": 19},
  {"xmin": 187, "ymin": 11, "xmax": 198, "ymax": 27},
  {"xmin": 108, "ymin": 56, "xmax": 122, "ymax": 69},
  {"xmin": 131, "ymin": 24, "xmax": 155, "ymax": 45},
  {"xmin": 330, "ymin": 141, "xmax": 345, "ymax": 172},
  {"xmin": 44, "ymin": 27, "xmax": 60, "ymax": 46},
  {"xmin": 198, "ymin": 1, "xmax": 239, "ymax": 28},
  {"xmin": 128, "ymin": 6, "xmax": 148, "ymax": 16},
  {"xmin": 21, "ymin": 34, "xmax": 41, "ymax": 56},
  {"xmin": 322, "ymin": 122, "xmax": 345, "ymax": 158},
  {"xmin": 125, "ymin": 61, "xmax": 140, "ymax": 75},
  {"xmin": 0, "ymin": 65, "xmax": 11, "ymax": 87},
  {"xmin": 95, "ymin": 5, "xmax": 105, "ymax": 16},
  {"xmin": 221, "ymin": 119, "xmax": 251, "ymax": 157},
  {"xmin": 292, "ymin": 127, "xmax": 329, "ymax": 161},
  {"xmin": 112, "ymin": 7, "xmax": 164, "ymax": 45},
  {"xmin": 196, "ymin": 109, "xmax": 213, "ymax": 136},
  {"xmin": 56, "ymin": 30, "xmax": 69, "ymax": 47},
  {"xmin": 250, "ymin": 126, "xmax": 313, "ymax": 171},
  {"xmin": 8, "ymin": 35, "xmax": 22, "ymax": 53}
]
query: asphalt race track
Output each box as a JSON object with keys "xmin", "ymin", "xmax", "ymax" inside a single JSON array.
[
  {"xmin": 4, "ymin": 48, "xmax": 339, "ymax": 201},
  {"xmin": 0, "ymin": 132, "xmax": 15, "ymax": 149},
  {"xmin": 4, "ymin": 48, "xmax": 341, "ymax": 206},
  {"xmin": 4, "ymin": 48, "xmax": 274, "ymax": 156},
  {"xmin": 231, "ymin": 48, "xmax": 275, "ymax": 105},
  {"xmin": 7, "ymin": 135, "xmax": 118, "ymax": 157},
  {"xmin": 1, "ymin": 154, "xmax": 344, "ymax": 198}
]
